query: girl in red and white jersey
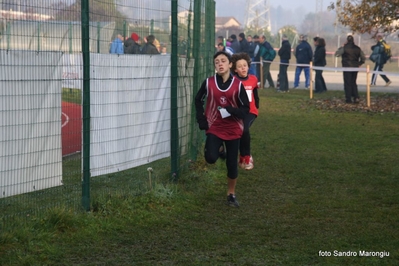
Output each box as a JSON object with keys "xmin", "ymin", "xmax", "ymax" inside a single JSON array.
[
  {"xmin": 195, "ymin": 51, "xmax": 250, "ymax": 207},
  {"xmin": 231, "ymin": 53, "xmax": 260, "ymax": 170}
]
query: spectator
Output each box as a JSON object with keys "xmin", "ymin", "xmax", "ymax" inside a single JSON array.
[
  {"xmin": 109, "ymin": 34, "xmax": 124, "ymax": 54},
  {"xmin": 178, "ymin": 36, "xmax": 187, "ymax": 56},
  {"xmin": 194, "ymin": 51, "xmax": 250, "ymax": 207},
  {"xmin": 231, "ymin": 53, "xmax": 259, "ymax": 170},
  {"xmin": 277, "ymin": 35, "xmax": 291, "ymax": 92},
  {"xmin": 141, "ymin": 35, "xmax": 160, "ymax": 55},
  {"xmin": 124, "ymin": 32, "xmax": 141, "ymax": 54},
  {"xmin": 252, "ymin": 35, "xmax": 262, "ymax": 81},
  {"xmin": 154, "ymin": 38, "xmax": 161, "ymax": 53},
  {"xmin": 217, "ymin": 42, "xmax": 233, "ymax": 56},
  {"xmin": 293, "ymin": 34, "xmax": 313, "ymax": 89},
  {"xmin": 313, "ymin": 37, "xmax": 327, "ymax": 93},
  {"xmin": 247, "ymin": 35, "xmax": 259, "ymax": 76},
  {"xmin": 259, "ymin": 35, "xmax": 275, "ymax": 88},
  {"xmin": 161, "ymin": 46, "xmax": 168, "ymax": 55},
  {"xmin": 238, "ymin": 33, "xmax": 249, "ymax": 54},
  {"xmin": 370, "ymin": 33, "xmax": 391, "ymax": 87},
  {"xmin": 229, "ymin": 34, "xmax": 241, "ymax": 54},
  {"xmin": 335, "ymin": 35, "xmax": 366, "ymax": 104},
  {"xmin": 215, "ymin": 35, "xmax": 224, "ymax": 52}
]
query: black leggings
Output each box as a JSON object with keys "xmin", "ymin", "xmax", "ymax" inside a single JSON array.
[
  {"xmin": 240, "ymin": 113, "xmax": 257, "ymax": 156},
  {"xmin": 204, "ymin": 133, "xmax": 240, "ymax": 179}
]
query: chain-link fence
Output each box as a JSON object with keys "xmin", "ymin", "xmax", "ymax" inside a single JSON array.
[{"xmin": 0, "ymin": 0, "xmax": 215, "ymax": 229}]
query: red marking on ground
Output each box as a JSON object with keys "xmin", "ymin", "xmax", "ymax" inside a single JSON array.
[{"xmin": 61, "ymin": 101, "xmax": 82, "ymax": 156}]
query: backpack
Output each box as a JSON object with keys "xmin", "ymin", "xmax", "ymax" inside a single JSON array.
[
  {"xmin": 382, "ymin": 41, "xmax": 391, "ymax": 61},
  {"xmin": 267, "ymin": 49, "xmax": 276, "ymax": 61},
  {"xmin": 369, "ymin": 45, "xmax": 380, "ymax": 63},
  {"xmin": 263, "ymin": 42, "xmax": 276, "ymax": 61}
]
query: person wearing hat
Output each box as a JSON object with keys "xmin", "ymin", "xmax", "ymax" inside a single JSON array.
[
  {"xmin": 124, "ymin": 32, "xmax": 141, "ymax": 54},
  {"xmin": 230, "ymin": 34, "xmax": 241, "ymax": 54},
  {"xmin": 335, "ymin": 35, "xmax": 366, "ymax": 104}
]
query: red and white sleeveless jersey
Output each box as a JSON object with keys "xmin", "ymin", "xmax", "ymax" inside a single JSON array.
[
  {"xmin": 239, "ymin": 74, "xmax": 258, "ymax": 116},
  {"xmin": 205, "ymin": 75, "xmax": 244, "ymax": 140}
]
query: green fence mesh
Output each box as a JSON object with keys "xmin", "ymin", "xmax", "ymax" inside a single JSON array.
[{"xmin": 0, "ymin": 0, "xmax": 215, "ymax": 229}]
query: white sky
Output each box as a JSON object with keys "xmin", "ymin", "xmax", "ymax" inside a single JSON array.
[{"xmin": 216, "ymin": 0, "xmax": 332, "ymax": 24}]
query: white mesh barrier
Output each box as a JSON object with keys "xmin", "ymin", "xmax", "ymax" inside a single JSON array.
[
  {"xmin": 89, "ymin": 54, "xmax": 172, "ymax": 177},
  {"xmin": 0, "ymin": 50, "xmax": 63, "ymax": 198}
]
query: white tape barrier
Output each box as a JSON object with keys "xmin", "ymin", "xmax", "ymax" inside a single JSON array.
[{"xmin": 253, "ymin": 60, "xmax": 399, "ymax": 77}]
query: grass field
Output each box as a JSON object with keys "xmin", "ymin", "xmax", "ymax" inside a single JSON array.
[{"xmin": 1, "ymin": 89, "xmax": 398, "ymax": 265}]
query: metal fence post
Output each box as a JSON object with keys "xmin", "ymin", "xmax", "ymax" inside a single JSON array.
[
  {"xmin": 6, "ymin": 21, "xmax": 11, "ymax": 50},
  {"xmin": 69, "ymin": 22, "xmax": 73, "ymax": 54},
  {"xmin": 81, "ymin": 0, "xmax": 91, "ymax": 211},
  {"xmin": 97, "ymin": 22, "xmax": 100, "ymax": 53},
  {"xmin": 170, "ymin": 0, "xmax": 179, "ymax": 181}
]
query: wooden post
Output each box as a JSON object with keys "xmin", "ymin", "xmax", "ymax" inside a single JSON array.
[
  {"xmin": 309, "ymin": 62, "xmax": 313, "ymax": 99},
  {"xmin": 366, "ymin": 65, "xmax": 370, "ymax": 107}
]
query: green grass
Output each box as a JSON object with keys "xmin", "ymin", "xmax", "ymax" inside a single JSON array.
[
  {"xmin": 62, "ymin": 88, "xmax": 81, "ymax": 104},
  {"xmin": 1, "ymin": 90, "xmax": 398, "ymax": 265}
]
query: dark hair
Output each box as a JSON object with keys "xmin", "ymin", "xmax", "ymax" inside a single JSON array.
[
  {"xmin": 313, "ymin": 37, "xmax": 319, "ymax": 42},
  {"xmin": 239, "ymin": 33, "xmax": 245, "ymax": 39},
  {"xmin": 318, "ymin": 38, "xmax": 326, "ymax": 47},
  {"xmin": 347, "ymin": 35, "xmax": 354, "ymax": 43},
  {"xmin": 230, "ymin": 34, "xmax": 237, "ymax": 40},
  {"xmin": 213, "ymin": 51, "xmax": 231, "ymax": 62},
  {"xmin": 147, "ymin": 34, "xmax": 155, "ymax": 44},
  {"xmin": 231, "ymin": 52, "xmax": 251, "ymax": 71}
]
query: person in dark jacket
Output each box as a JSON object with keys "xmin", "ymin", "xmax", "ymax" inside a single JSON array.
[
  {"xmin": 335, "ymin": 35, "xmax": 366, "ymax": 104},
  {"xmin": 238, "ymin": 33, "xmax": 250, "ymax": 55},
  {"xmin": 370, "ymin": 33, "xmax": 391, "ymax": 87},
  {"xmin": 259, "ymin": 35, "xmax": 275, "ymax": 88},
  {"xmin": 246, "ymin": 35, "xmax": 259, "ymax": 76},
  {"xmin": 293, "ymin": 35, "xmax": 313, "ymax": 89},
  {"xmin": 277, "ymin": 35, "xmax": 291, "ymax": 92},
  {"xmin": 124, "ymin": 32, "xmax": 141, "ymax": 54},
  {"xmin": 229, "ymin": 34, "xmax": 241, "ymax": 54},
  {"xmin": 313, "ymin": 37, "xmax": 327, "ymax": 93},
  {"xmin": 252, "ymin": 35, "xmax": 262, "ymax": 81},
  {"xmin": 141, "ymin": 35, "xmax": 160, "ymax": 55}
]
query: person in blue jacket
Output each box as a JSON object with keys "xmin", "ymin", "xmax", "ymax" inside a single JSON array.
[
  {"xmin": 109, "ymin": 34, "xmax": 124, "ymax": 55},
  {"xmin": 293, "ymin": 35, "xmax": 313, "ymax": 89}
]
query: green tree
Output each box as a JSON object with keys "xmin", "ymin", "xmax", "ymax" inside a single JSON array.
[{"xmin": 328, "ymin": 0, "xmax": 399, "ymax": 35}]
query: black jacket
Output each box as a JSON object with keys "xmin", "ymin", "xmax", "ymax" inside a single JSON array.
[
  {"xmin": 124, "ymin": 38, "xmax": 141, "ymax": 54},
  {"xmin": 338, "ymin": 42, "xmax": 365, "ymax": 67},
  {"xmin": 313, "ymin": 45, "xmax": 326, "ymax": 66},
  {"xmin": 278, "ymin": 40, "xmax": 291, "ymax": 63},
  {"xmin": 142, "ymin": 43, "xmax": 159, "ymax": 55},
  {"xmin": 230, "ymin": 39, "xmax": 241, "ymax": 53},
  {"xmin": 239, "ymin": 38, "xmax": 250, "ymax": 54}
]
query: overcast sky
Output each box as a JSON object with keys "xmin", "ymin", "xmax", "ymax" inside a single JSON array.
[{"xmin": 216, "ymin": 0, "xmax": 332, "ymax": 24}]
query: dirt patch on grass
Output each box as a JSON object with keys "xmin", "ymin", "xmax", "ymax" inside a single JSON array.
[{"xmin": 309, "ymin": 95, "xmax": 399, "ymax": 114}]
